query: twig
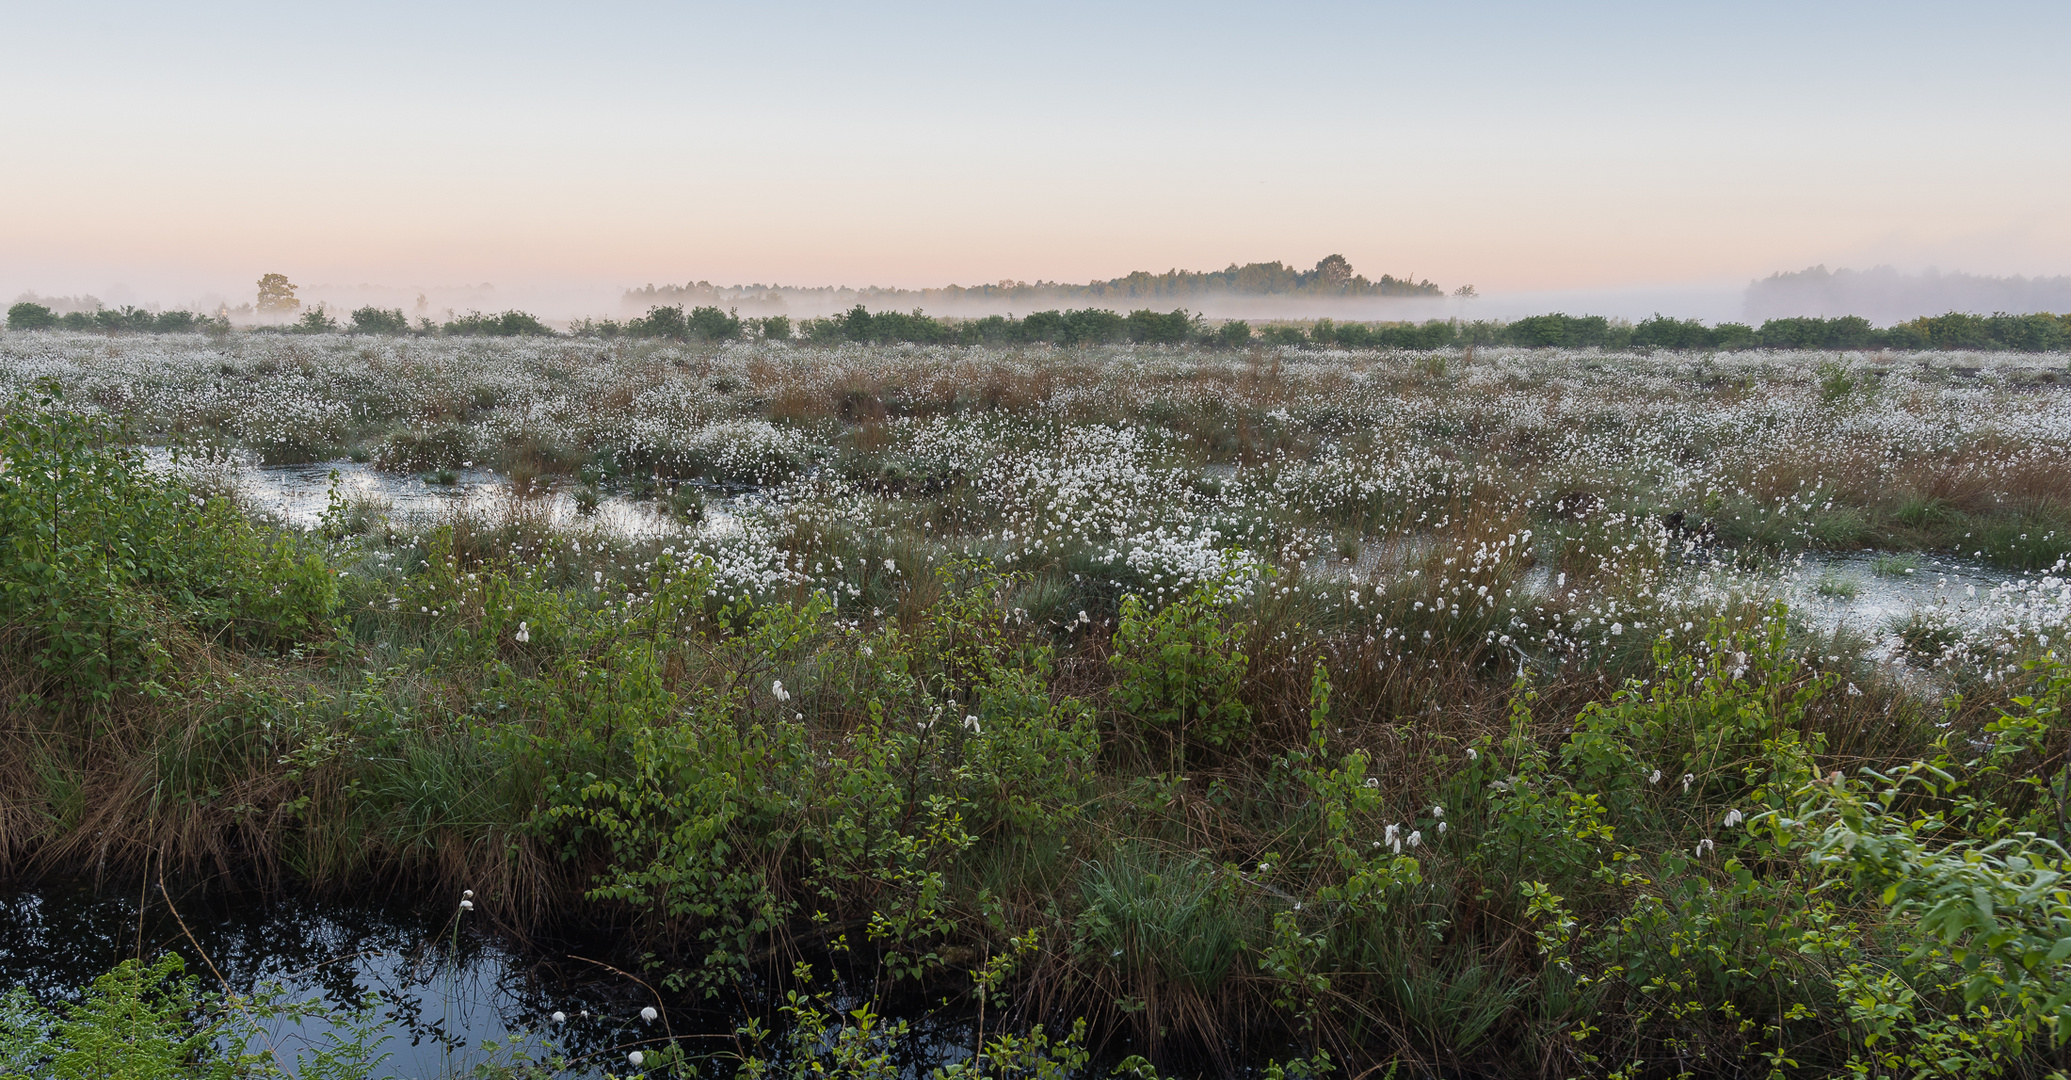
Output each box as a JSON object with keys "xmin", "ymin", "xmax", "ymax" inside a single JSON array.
[{"xmin": 157, "ymin": 876, "xmax": 292, "ymax": 1077}]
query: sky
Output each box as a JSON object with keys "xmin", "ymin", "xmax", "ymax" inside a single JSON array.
[{"xmin": 3, "ymin": 1, "xmax": 2067, "ymax": 320}]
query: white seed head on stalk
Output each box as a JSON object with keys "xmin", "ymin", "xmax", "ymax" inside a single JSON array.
[{"xmin": 641, "ymin": 1006, "xmax": 659, "ymax": 1023}]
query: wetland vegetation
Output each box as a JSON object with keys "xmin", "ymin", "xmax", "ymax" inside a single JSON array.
[{"xmin": 3, "ymin": 330, "xmax": 2071, "ymax": 1077}]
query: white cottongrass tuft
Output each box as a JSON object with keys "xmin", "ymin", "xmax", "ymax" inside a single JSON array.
[
  {"xmin": 551, "ymin": 1011, "xmax": 566, "ymax": 1024},
  {"xmin": 641, "ymin": 1006, "xmax": 659, "ymax": 1023},
  {"xmin": 1723, "ymin": 808, "xmax": 1744, "ymax": 827},
  {"xmin": 628, "ymin": 1051, "xmax": 644, "ymax": 1067}
]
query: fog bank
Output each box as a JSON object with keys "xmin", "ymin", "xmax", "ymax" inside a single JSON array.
[{"xmin": 1745, "ymin": 267, "xmax": 2071, "ymax": 323}]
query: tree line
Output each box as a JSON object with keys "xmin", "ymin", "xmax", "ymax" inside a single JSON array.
[
  {"xmin": 12, "ymin": 297, "xmax": 2071, "ymax": 352},
  {"xmin": 623, "ymin": 254, "xmax": 1450, "ymax": 313}
]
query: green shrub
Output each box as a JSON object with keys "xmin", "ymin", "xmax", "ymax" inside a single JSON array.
[
  {"xmin": 1125, "ymin": 309, "xmax": 1193, "ymax": 345},
  {"xmin": 292, "ymin": 307, "xmax": 340, "ymax": 334},
  {"xmin": 1111, "ymin": 585, "xmax": 1251, "ymax": 765},
  {"xmin": 687, "ymin": 305, "xmax": 743, "ymax": 341},
  {"xmin": 7, "ymin": 302, "xmax": 58, "ymax": 330},
  {"xmin": 0, "ymin": 387, "xmax": 339, "ymax": 706},
  {"xmin": 441, "ymin": 309, "xmax": 554, "ymax": 337},
  {"xmin": 0, "ymin": 956, "xmax": 229, "ymax": 1079},
  {"xmin": 348, "ymin": 306, "xmax": 409, "ymax": 334},
  {"xmin": 1259, "ymin": 325, "xmax": 1307, "ymax": 347}
]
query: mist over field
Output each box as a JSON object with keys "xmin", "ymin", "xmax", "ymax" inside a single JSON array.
[{"xmin": 24, "ymin": 258, "xmax": 2071, "ymax": 332}]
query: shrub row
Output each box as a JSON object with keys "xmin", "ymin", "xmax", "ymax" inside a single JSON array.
[{"xmin": 14, "ymin": 297, "xmax": 2071, "ymax": 352}]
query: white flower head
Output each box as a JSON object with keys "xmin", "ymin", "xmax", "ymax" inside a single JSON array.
[
  {"xmin": 551, "ymin": 1010, "xmax": 566, "ymax": 1024},
  {"xmin": 1682, "ymin": 773, "xmax": 1695, "ymax": 793},
  {"xmin": 641, "ymin": 1006, "xmax": 658, "ymax": 1023},
  {"xmin": 1430, "ymin": 805, "xmax": 1445, "ymax": 819},
  {"xmin": 964, "ymin": 714, "xmax": 981, "ymax": 733},
  {"xmin": 1363, "ymin": 777, "xmax": 1379, "ymax": 789},
  {"xmin": 884, "ymin": 558, "xmax": 896, "ymax": 571},
  {"xmin": 463, "ymin": 889, "xmax": 474, "ymax": 898},
  {"xmin": 1696, "ymin": 838, "xmax": 1716, "ymax": 856},
  {"xmin": 771, "ymin": 680, "xmax": 790, "ymax": 702},
  {"xmin": 515, "ymin": 621, "xmax": 530, "ymax": 643},
  {"xmin": 459, "ymin": 899, "xmax": 473, "ymax": 911},
  {"xmin": 1407, "ymin": 830, "xmax": 1422, "ymax": 848},
  {"xmin": 1436, "ymin": 820, "xmax": 1448, "ymax": 835},
  {"xmin": 628, "ymin": 1051, "xmax": 645, "ymax": 1067},
  {"xmin": 1384, "ymin": 823, "xmax": 1400, "ymax": 846},
  {"xmin": 1723, "ymin": 808, "xmax": 1744, "ymax": 827},
  {"xmin": 1648, "ymin": 769, "xmax": 1662, "ymax": 785}
]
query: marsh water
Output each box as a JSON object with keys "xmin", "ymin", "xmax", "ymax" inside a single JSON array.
[
  {"xmin": 0, "ymin": 881, "xmax": 991, "ymax": 1078},
  {"xmin": 0, "ymin": 882, "xmax": 626, "ymax": 1076}
]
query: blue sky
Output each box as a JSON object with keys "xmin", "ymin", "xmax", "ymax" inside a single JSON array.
[{"xmin": 4, "ymin": 1, "xmax": 2066, "ymax": 316}]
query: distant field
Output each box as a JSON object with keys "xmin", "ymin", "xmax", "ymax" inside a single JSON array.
[{"xmin": 3, "ymin": 332, "xmax": 2071, "ymax": 1076}]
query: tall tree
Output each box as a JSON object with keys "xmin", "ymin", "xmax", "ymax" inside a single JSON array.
[{"xmin": 256, "ymin": 273, "xmax": 299, "ymax": 313}]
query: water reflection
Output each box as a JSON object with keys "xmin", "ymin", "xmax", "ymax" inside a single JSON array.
[
  {"xmin": 146, "ymin": 450, "xmax": 745, "ymax": 541},
  {"xmin": 0, "ymin": 882, "xmax": 1002, "ymax": 1078},
  {"xmin": 0, "ymin": 882, "xmax": 669, "ymax": 1077}
]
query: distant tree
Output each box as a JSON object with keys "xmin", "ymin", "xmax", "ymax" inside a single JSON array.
[
  {"xmin": 293, "ymin": 306, "xmax": 339, "ymax": 333},
  {"xmin": 1312, "ymin": 254, "xmax": 1353, "ymax": 292},
  {"xmin": 1453, "ymin": 284, "xmax": 1478, "ymax": 298},
  {"xmin": 6, "ymin": 302, "xmax": 56, "ymax": 330},
  {"xmin": 256, "ymin": 273, "xmax": 300, "ymax": 314},
  {"xmin": 759, "ymin": 315, "xmax": 792, "ymax": 341}
]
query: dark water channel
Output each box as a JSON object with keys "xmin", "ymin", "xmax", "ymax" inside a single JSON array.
[
  {"xmin": 0, "ymin": 882, "xmax": 987, "ymax": 1078},
  {"xmin": 0, "ymin": 881, "xmax": 653, "ymax": 1075}
]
